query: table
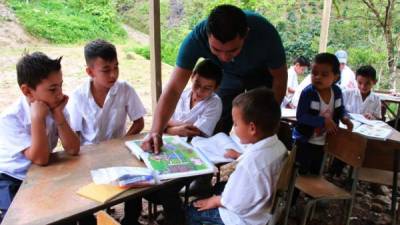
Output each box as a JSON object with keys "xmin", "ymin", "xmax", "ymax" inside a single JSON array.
[
  {"xmin": 376, "ymin": 92, "xmax": 400, "ymax": 129},
  {"xmin": 1, "ymin": 134, "xmax": 179, "ymax": 225}
]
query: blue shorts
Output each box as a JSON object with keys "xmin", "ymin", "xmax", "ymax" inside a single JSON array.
[{"xmin": 0, "ymin": 173, "xmax": 22, "ymax": 211}]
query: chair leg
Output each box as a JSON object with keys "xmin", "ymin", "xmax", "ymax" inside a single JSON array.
[
  {"xmin": 301, "ymin": 200, "xmax": 314, "ymax": 225},
  {"xmin": 345, "ymin": 198, "xmax": 354, "ymax": 225}
]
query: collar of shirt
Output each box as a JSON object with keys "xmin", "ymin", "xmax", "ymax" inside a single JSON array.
[{"xmin": 238, "ymin": 135, "xmax": 279, "ymax": 161}]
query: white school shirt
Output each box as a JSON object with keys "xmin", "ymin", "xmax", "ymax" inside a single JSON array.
[
  {"xmin": 308, "ymin": 88, "xmax": 335, "ymax": 146},
  {"xmin": 171, "ymin": 88, "xmax": 222, "ymax": 137},
  {"xmin": 291, "ymin": 75, "xmax": 311, "ymax": 107},
  {"xmin": 339, "ymin": 65, "xmax": 357, "ymax": 90},
  {"xmin": 219, "ymin": 135, "xmax": 286, "ymax": 225},
  {"xmin": 287, "ymin": 66, "xmax": 299, "ymax": 90},
  {"xmin": 67, "ymin": 80, "xmax": 146, "ymax": 145},
  {"xmin": 0, "ymin": 97, "xmax": 60, "ymax": 180},
  {"xmin": 343, "ymin": 89, "xmax": 381, "ymax": 119}
]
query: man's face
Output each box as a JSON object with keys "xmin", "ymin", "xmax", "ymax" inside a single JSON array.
[
  {"xmin": 87, "ymin": 57, "xmax": 119, "ymax": 89},
  {"xmin": 339, "ymin": 63, "xmax": 346, "ymax": 71},
  {"xmin": 26, "ymin": 71, "xmax": 65, "ymax": 108},
  {"xmin": 208, "ymin": 34, "xmax": 245, "ymax": 63}
]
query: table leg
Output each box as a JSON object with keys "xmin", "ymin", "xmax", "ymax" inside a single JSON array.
[
  {"xmin": 391, "ymin": 150, "xmax": 399, "ymax": 225},
  {"xmin": 394, "ymin": 104, "xmax": 400, "ymax": 130}
]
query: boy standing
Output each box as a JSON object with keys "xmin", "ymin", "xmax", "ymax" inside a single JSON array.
[
  {"xmin": 0, "ymin": 52, "xmax": 80, "ymax": 221},
  {"xmin": 186, "ymin": 88, "xmax": 287, "ymax": 225},
  {"xmin": 283, "ymin": 56, "xmax": 310, "ymax": 108},
  {"xmin": 343, "ymin": 65, "xmax": 381, "ymax": 119},
  {"xmin": 293, "ymin": 53, "xmax": 353, "ymax": 176},
  {"xmin": 166, "ymin": 59, "xmax": 223, "ymax": 137},
  {"xmin": 67, "ymin": 39, "xmax": 146, "ymax": 145}
]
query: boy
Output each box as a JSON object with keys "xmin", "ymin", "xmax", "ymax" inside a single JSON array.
[
  {"xmin": 165, "ymin": 58, "xmax": 223, "ymax": 137},
  {"xmin": 343, "ymin": 65, "xmax": 381, "ymax": 119},
  {"xmin": 293, "ymin": 53, "xmax": 353, "ymax": 177},
  {"xmin": 282, "ymin": 56, "xmax": 310, "ymax": 108},
  {"xmin": 0, "ymin": 52, "xmax": 80, "ymax": 221},
  {"xmin": 186, "ymin": 88, "xmax": 287, "ymax": 225},
  {"xmin": 67, "ymin": 39, "xmax": 146, "ymax": 145}
]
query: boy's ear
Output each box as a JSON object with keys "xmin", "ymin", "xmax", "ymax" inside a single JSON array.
[
  {"xmin": 86, "ymin": 66, "xmax": 95, "ymax": 78},
  {"xmin": 20, "ymin": 84, "xmax": 34, "ymax": 101},
  {"xmin": 249, "ymin": 122, "xmax": 257, "ymax": 135}
]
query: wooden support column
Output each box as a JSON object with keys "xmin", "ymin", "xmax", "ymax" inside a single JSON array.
[
  {"xmin": 319, "ymin": 0, "xmax": 332, "ymax": 53},
  {"xmin": 149, "ymin": 0, "xmax": 162, "ymax": 113}
]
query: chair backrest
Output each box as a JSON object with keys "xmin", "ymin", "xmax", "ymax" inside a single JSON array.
[
  {"xmin": 277, "ymin": 121, "xmax": 293, "ymax": 150},
  {"xmin": 96, "ymin": 210, "xmax": 120, "ymax": 225},
  {"xmin": 326, "ymin": 128, "xmax": 366, "ymax": 168},
  {"xmin": 362, "ymin": 139, "xmax": 399, "ymax": 171}
]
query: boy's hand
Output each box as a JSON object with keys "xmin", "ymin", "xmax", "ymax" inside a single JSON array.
[
  {"xmin": 193, "ymin": 196, "xmax": 221, "ymax": 211},
  {"xmin": 341, "ymin": 117, "xmax": 353, "ymax": 131},
  {"xmin": 141, "ymin": 132, "xmax": 163, "ymax": 154},
  {"xmin": 363, "ymin": 113, "xmax": 375, "ymax": 120},
  {"xmin": 324, "ymin": 117, "xmax": 338, "ymax": 134},
  {"xmin": 171, "ymin": 124, "xmax": 201, "ymax": 137},
  {"xmin": 50, "ymin": 95, "xmax": 68, "ymax": 124},
  {"xmin": 30, "ymin": 100, "xmax": 49, "ymax": 120},
  {"xmin": 224, "ymin": 149, "xmax": 241, "ymax": 159}
]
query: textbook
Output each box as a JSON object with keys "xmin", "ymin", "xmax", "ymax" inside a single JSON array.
[
  {"xmin": 125, "ymin": 135, "xmax": 216, "ymax": 180},
  {"xmin": 77, "ymin": 183, "xmax": 128, "ymax": 203},
  {"xmin": 191, "ymin": 133, "xmax": 249, "ymax": 164}
]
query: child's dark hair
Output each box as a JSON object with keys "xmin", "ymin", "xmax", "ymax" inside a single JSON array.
[
  {"xmin": 84, "ymin": 39, "xmax": 117, "ymax": 65},
  {"xmin": 233, "ymin": 87, "xmax": 281, "ymax": 135},
  {"xmin": 193, "ymin": 59, "xmax": 223, "ymax": 86},
  {"xmin": 206, "ymin": 4, "xmax": 247, "ymax": 43},
  {"xmin": 314, "ymin": 52, "xmax": 340, "ymax": 76},
  {"xmin": 294, "ymin": 56, "xmax": 310, "ymax": 67},
  {"xmin": 356, "ymin": 65, "xmax": 377, "ymax": 81},
  {"xmin": 16, "ymin": 52, "xmax": 62, "ymax": 89}
]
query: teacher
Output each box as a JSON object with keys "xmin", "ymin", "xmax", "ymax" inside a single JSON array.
[{"xmin": 143, "ymin": 4, "xmax": 287, "ymax": 152}]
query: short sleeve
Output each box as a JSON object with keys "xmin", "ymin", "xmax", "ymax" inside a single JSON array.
[
  {"xmin": 263, "ymin": 22, "xmax": 286, "ymax": 69},
  {"xmin": 126, "ymin": 85, "xmax": 146, "ymax": 121},
  {"xmin": 193, "ymin": 96, "xmax": 222, "ymax": 136},
  {"xmin": 0, "ymin": 115, "xmax": 31, "ymax": 155}
]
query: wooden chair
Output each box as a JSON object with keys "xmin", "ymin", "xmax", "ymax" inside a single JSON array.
[
  {"xmin": 294, "ymin": 129, "xmax": 367, "ymax": 225},
  {"xmin": 358, "ymin": 139, "xmax": 400, "ymax": 225},
  {"xmin": 268, "ymin": 147, "xmax": 297, "ymax": 225},
  {"xmin": 96, "ymin": 210, "xmax": 120, "ymax": 225}
]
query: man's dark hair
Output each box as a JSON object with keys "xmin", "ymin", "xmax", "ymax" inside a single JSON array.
[
  {"xmin": 84, "ymin": 39, "xmax": 117, "ymax": 65},
  {"xmin": 356, "ymin": 65, "xmax": 377, "ymax": 81},
  {"xmin": 294, "ymin": 56, "xmax": 310, "ymax": 67},
  {"xmin": 193, "ymin": 59, "xmax": 223, "ymax": 86},
  {"xmin": 233, "ymin": 87, "xmax": 281, "ymax": 135},
  {"xmin": 314, "ymin": 53, "xmax": 340, "ymax": 76},
  {"xmin": 16, "ymin": 52, "xmax": 62, "ymax": 89},
  {"xmin": 206, "ymin": 4, "xmax": 247, "ymax": 43}
]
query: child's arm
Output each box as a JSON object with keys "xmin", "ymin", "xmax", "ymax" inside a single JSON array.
[
  {"xmin": 165, "ymin": 123, "xmax": 202, "ymax": 137},
  {"xmin": 23, "ymin": 101, "xmax": 52, "ymax": 165},
  {"xmin": 126, "ymin": 117, "xmax": 145, "ymax": 136},
  {"xmin": 224, "ymin": 149, "xmax": 241, "ymax": 159},
  {"xmin": 296, "ymin": 91, "xmax": 326, "ymax": 128},
  {"xmin": 52, "ymin": 96, "xmax": 80, "ymax": 155},
  {"xmin": 193, "ymin": 195, "xmax": 222, "ymax": 211}
]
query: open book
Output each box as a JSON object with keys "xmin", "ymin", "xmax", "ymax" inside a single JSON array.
[
  {"xmin": 191, "ymin": 133, "xmax": 249, "ymax": 164},
  {"xmin": 125, "ymin": 136, "xmax": 216, "ymax": 180},
  {"xmin": 340, "ymin": 113, "xmax": 393, "ymax": 141}
]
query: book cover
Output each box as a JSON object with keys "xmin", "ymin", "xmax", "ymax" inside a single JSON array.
[
  {"xmin": 77, "ymin": 183, "xmax": 128, "ymax": 203},
  {"xmin": 125, "ymin": 136, "xmax": 216, "ymax": 180}
]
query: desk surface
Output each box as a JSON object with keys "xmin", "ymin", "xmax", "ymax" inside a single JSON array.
[
  {"xmin": 1, "ymin": 134, "xmax": 161, "ymax": 225},
  {"xmin": 376, "ymin": 92, "xmax": 400, "ymax": 103}
]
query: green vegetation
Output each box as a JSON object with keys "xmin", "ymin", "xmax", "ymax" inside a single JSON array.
[{"xmin": 7, "ymin": 0, "xmax": 127, "ymax": 43}]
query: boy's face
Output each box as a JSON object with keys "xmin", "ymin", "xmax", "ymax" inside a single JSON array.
[
  {"xmin": 21, "ymin": 71, "xmax": 64, "ymax": 108},
  {"xmin": 311, "ymin": 63, "xmax": 338, "ymax": 91},
  {"xmin": 86, "ymin": 57, "xmax": 119, "ymax": 89},
  {"xmin": 191, "ymin": 74, "xmax": 218, "ymax": 101},
  {"xmin": 357, "ymin": 75, "xmax": 376, "ymax": 95},
  {"xmin": 232, "ymin": 106, "xmax": 254, "ymax": 144},
  {"xmin": 294, "ymin": 63, "xmax": 307, "ymax": 75}
]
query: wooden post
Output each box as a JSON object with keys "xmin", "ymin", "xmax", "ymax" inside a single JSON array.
[
  {"xmin": 149, "ymin": 0, "xmax": 162, "ymax": 113},
  {"xmin": 319, "ymin": 0, "xmax": 332, "ymax": 53}
]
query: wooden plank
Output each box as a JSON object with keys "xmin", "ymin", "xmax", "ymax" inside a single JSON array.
[
  {"xmin": 1, "ymin": 135, "xmax": 156, "ymax": 225},
  {"xmin": 149, "ymin": 0, "xmax": 162, "ymax": 113},
  {"xmin": 319, "ymin": 0, "xmax": 332, "ymax": 53}
]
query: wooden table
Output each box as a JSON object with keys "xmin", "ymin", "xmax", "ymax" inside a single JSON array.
[
  {"xmin": 376, "ymin": 92, "xmax": 400, "ymax": 129},
  {"xmin": 1, "ymin": 134, "xmax": 176, "ymax": 225}
]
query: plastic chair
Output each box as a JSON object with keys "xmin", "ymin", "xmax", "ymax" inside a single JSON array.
[{"xmin": 294, "ymin": 128, "xmax": 366, "ymax": 225}]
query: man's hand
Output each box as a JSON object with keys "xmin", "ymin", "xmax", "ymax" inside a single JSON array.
[
  {"xmin": 50, "ymin": 95, "xmax": 68, "ymax": 124},
  {"xmin": 324, "ymin": 117, "xmax": 338, "ymax": 134},
  {"xmin": 224, "ymin": 149, "xmax": 241, "ymax": 159},
  {"xmin": 341, "ymin": 117, "xmax": 353, "ymax": 131},
  {"xmin": 193, "ymin": 196, "xmax": 221, "ymax": 211},
  {"xmin": 141, "ymin": 132, "xmax": 163, "ymax": 154},
  {"xmin": 31, "ymin": 100, "xmax": 49, "ymax": 121}
]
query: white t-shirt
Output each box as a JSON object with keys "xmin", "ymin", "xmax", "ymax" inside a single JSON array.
[
  {"xmin": 219, "ymin": 135, "xmax": 286, "ymax": 225},
  {"xmin": 339, "ymin": 65, "xmax": 357, "ymax": 90},
  {"xmin": 291, "ymin": 75, "xmax": 311, "ymax": 107},
  {"xmin": 67, "ymin": 80, "xmax": 146, "ymax": 145},
  {"xmin": 343, "ymin": 89, "xmax": 381, "ymax": 119},
  {"xmin": 171, "ymin": 88, "xmax": 222, "ymax": 137},
  {"xmin": 0, "ymin": 97, "xmax": 60, "ymax": 180},
  {"xmin": 308, "ymin": 89, "xmax": 335, "ymax": 145},
  {"xmin": 287, "ymin": 66, "xmax": 299, "ymax": 90}
]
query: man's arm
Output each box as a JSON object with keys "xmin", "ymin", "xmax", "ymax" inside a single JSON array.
[{"xmin": 269, "ymin": 64, "xmax": 288, "ymax": 104}]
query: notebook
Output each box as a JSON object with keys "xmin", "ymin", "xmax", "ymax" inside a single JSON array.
[{"xmin": 77, "ymin": 182, "xmax": 128, "ymax": 203}]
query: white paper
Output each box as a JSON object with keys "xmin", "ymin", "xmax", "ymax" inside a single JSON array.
[{"xmin": 91, "ymin": 167, "xmax": 158, "ymax": 187}]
